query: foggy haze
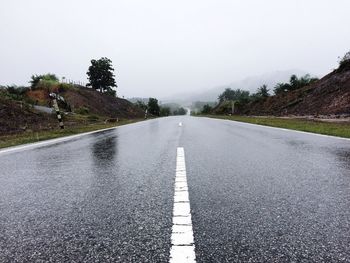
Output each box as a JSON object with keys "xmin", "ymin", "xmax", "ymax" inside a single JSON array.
[{"xmin": 1, "ymin": 0, "xmax": 349, "ymax": 99}]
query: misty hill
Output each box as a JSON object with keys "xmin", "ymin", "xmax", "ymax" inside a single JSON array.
[{"xmin": 166, "ymin": 69, "xmax": 309, "ymax": 103}]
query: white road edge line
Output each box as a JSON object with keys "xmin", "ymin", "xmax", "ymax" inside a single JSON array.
[
  {"xmin": 0, "ymin": 127, "xmax": 118, "ymax": 156},
  {"xmin": 206, "ymin": 117, "xmax": 350, "ymax": 141},
  {"xmin": 0, "ymin": 120, "xmax": 146, "ymax": 156},
  {"xmin": 169, "ymin": 147, "xmax": 196, "ymax": 263}
]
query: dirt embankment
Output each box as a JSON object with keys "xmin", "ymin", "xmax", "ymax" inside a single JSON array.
[
  {"xmin": 25, "ymin": 86, "xmax": 144, "ymax": 119},
  {"xmin": 0, "ymin": 86, "xmax": 144, "ymax": 135},
  {"xmin": 237, "ymin": 63, "xmax": 350, "ymax": 117},
  {"xmin": 0, "ymin": 98, "xmax": 57, "ymax": 134},
  {"xmin": 61, "ymin": 87, "xmax": 144, "ymax": 119}
]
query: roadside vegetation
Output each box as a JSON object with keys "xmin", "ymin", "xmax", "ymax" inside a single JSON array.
[
  {"xmin": 195, "ymin": 51, "xmax": 350, "ymax": 138},
  {"xmin": 0, "ymin": 118, "xmax": 143, "ymax": 149},
  {"xmin": 194, "ymin": 51, "xmax": 350, "ymax": 115},
  {"xmin": 0, "ymin": 57, "xmax": 148, "ymax": 148},
  {"xmin": 0, "ymin": 55, "xmax": 190, "ymax": 149},
  {"xmin": 203, "ymin": 115, "xmax": 350, "ymax": 138},
  {"xmin": 211, "ymin": 74, "xmax": 319, "ymax": 114},
  {"xmin": 134, "ymin": 98, "xmax": 187, "ymax": 117}
]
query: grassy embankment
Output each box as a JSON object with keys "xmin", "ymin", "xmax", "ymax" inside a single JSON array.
[
  {"xmin": 0, "ymin": 118, "xmax": 144, "ymax": 149},
  {"xmin": 203, "ymin": 115, "xmax": 350, "ymax": 138}
]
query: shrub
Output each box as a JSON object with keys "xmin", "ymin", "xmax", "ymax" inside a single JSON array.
[
  {"xmin": 35, "ymin": 79, "xmax": 58, "ymax": 90},
  {"xmin": 160, "ymin": 106, "xmax": 171, "ymax": 116},
  {"xmin": 338, "ymin": 51, "xmax": 350, "ymax": 72},
  {"xmin": 75, "ymin": 106, "xmax": 90, "ymax": 115},
  {"xmin": 339, "ymin": 51, "xmax": 350, "ymax": 66},
  {"xmin": 30, "ymin": 73, "xmax": 59, "ymax": 89},
  {"xmin": 105, "ymin": 89, "xmax": 117, "ymax": 97},
  {"xmin": 87, "ymin": 114, "xmax": 99, "ymax": 121},
  {"xmin": 58, "ymin": 83, "xmax": 75, "ymax": 92},
  {"xmin": 148, "ymin": 98, "xmax": 160, "ymax": 116},
  {"xmin": 134, "ymin": 100, "xmax": 147, "ymax": 111},
  {"xmin": 201, "ymin": 104, "xmax": 213, "ymax": 114},
  {"xmin": 5, "ymin": 85, "xmax": 29, "ymax": 101},
  {"xmin": 23, "ymin": 97, "xmax": 36, "ymax": 105}
]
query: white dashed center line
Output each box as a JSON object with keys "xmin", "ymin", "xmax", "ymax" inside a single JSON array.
[{"xmin": 169, "ymin": 147, "xmax": 196, "ymax": 263}]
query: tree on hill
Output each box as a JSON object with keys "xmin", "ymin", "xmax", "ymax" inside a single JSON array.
[
  {"xmin": 339, "ymin": 51, "xmax": 350, "ymax": 66},
  {"xmin": 218, "ymin": 88, "xmax": 250, "ymax": 103},
  {"xmin": 337, "ymin": 51, "xmax": 350, "ymax": 72},
  {"xmin": 255, "ymin": 84, "xmax": 270, "ymax": 98},
  {"xmin": 273, "ymin": 74, "xmax": 318, "ymax": 95},
  {"xmin": 87, "ymin": 57, "xmax": 117, "ymax": 95},
  {"xmin": 250, "ymin": 84, "xmax": 270, "ymax": 101},
  {"xmin": 148, "ymin": 98, "xmax": 160, "ymax": 116},
  {"xmin": 273, "ymin": 82, "xmax": 290, "ymax": 95}
]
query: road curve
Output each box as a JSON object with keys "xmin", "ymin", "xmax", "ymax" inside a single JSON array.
[{"xmin": 1, "ymin": 116, "xmax": 350, "ymax": 262}]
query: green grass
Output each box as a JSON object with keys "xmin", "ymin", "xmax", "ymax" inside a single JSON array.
[
  {"xmin": 0, "ymin": 119, "xmax": 143, "ymax": 149},
  {"xmin": 202, "ymin": 115, "xmax": 350, "ymax": 138}
]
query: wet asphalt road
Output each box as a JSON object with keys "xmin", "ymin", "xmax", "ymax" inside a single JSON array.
[{"xmin": 1, "ymin": 116, "xmax": 350, "ymax": 262}]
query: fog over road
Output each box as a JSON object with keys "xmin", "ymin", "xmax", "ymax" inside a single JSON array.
[{"xmin": 1, "ymin": 117, "xmax": 350, "ymax": 262}]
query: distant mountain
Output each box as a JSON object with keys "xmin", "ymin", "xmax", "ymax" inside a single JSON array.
[{"xmin": 164, "ymin": 69, "xmax": 312, "ymax": 103}]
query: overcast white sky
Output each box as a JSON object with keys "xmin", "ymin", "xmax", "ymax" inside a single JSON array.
[{"xmin": 0, "ymin": 0, "xmax": 349, "ymax": 98}]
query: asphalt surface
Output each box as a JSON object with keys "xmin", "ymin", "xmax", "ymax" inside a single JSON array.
[{"xmin": 1, "ymin": 116, "xmax": 350, "ymax": 262}]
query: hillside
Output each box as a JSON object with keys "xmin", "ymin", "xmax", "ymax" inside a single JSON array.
[
  {"xmin": 0, "ymin": 97, "xmax": 57, "ymax": 134},
  {"xmin": 66, "ymin": 88, "xmax": 143, "ymax": 118},
  {"xmin": 0, "ymin": 85, "xmax": 144, "ymax": 135},
  {"xmin": 240, "ymin": 64, "xmax": 350, "ymax": 116}
]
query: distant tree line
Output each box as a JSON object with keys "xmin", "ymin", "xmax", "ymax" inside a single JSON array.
[
  {"xmin": 273, "ymin": 74, "xmax": 318, "ymax": 95},
  {"xmin": 199, "ymin": 73, "xmax": 319, "ymax": 114},
  {"xmin": 134, "ymin": 98, "xmax": 187, "ymax": 117}
]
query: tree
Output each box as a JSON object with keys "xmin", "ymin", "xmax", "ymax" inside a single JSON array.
[
  {"xmin": 337, "ymin": 51, "xmax": 350, "ymax": 73},
  {"xmin": 148, "ymin": 98, "xmax": 160, "ymax": 116},
  {"xmin": 201, "ymin": 104, "xmax": 212, "ymax": 114},
  {"xmin": 135, "ymin": 100, "xmax": 147, "ymax": 111},
  {"xmin": 255, "ymin": 84, "xmax": 270, "ymax": 98},
  {"xmin": 339, "ymin": 51, "xmax": 350, "ymax": 67},
  {"xmin": 273, "ymin": 82, "xmax": 290, "ymax": 95},
  {"xmin": 218, "ymin": 88, "xmax": 250, "ymax": 103},
  {"xmin": 160, "ymin": 106, "xmax": 171, "ymax": 116},
  {"xmin": 87, "ymin": 57, "xmax": 117, "ymax": 94},
  {"xmin": 173, "ymin": 107, "xmax": 187, "ymax": 115},
  {"xmin": 273, "ymin": 74, "xmax": 318, "ymax": 95}
]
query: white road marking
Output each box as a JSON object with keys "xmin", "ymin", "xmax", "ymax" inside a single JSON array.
[
  {"xmin": 179, "ymin": 122, "xmax": 183, "ymax": 127},
  {"xmin": 170, "ymin": 147, "xmax": 196, "ymax": 263},
  {"xmin": 0, "ymin": 126, "xmax": 119, "ymax": 156}
]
